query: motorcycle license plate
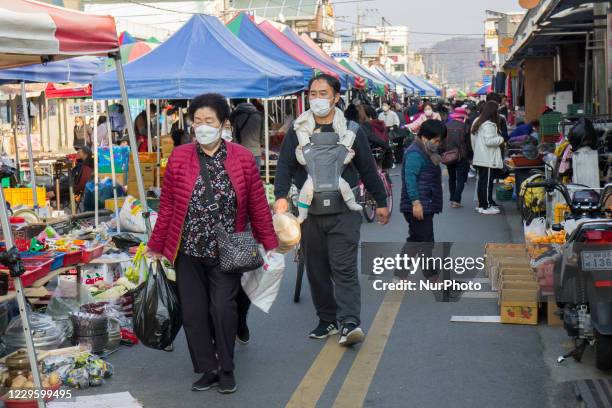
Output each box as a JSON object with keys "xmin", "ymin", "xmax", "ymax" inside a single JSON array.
[{"xmin": 581, "ymin": 250, "xmax": 612, "ymax": 271}]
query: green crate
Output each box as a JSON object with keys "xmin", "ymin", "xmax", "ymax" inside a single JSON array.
[
  {"xmin": 540, "ymin": 112, "xmax": 562, "ymax": 136},
  {"xmin": 495, "ymin": 185, "xmax": 514, "ymax": 201},
  {"xmin": 567, "ymin": 103, "xmax": 593, "ymax": 116}
]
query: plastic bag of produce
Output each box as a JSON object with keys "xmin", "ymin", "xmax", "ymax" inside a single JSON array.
[
  {"xmin": 133, "ymin": 260, "xmax": 181, "ymax": 349},
  {"xmin": 66, "ymin": 367, "xmax": 89, "ymax": 389},
  {"xmin": 119, "ymin": 196, "xmax": 157, "ymax": 233},
  {"xmin": 241, "ymin": 248, "xmax": 285, "ymax": 313}
]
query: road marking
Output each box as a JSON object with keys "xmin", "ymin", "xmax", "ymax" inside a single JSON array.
[
  {"xmin": 285, "ymin": 337, "xmax": 347, "ymax": 408},
  {"xmin": 333, "ymin": 289, "xmax": 406, "ymax": 408}
]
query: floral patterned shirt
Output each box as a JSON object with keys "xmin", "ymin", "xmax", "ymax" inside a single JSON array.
[{"xmin": 180, "ymin": 143, "xmax": 237, "ymax": 259}]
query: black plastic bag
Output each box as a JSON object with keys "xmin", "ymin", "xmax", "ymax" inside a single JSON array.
[
  {"xmin": 133, "ymin": 260, "xmax": 181, "ymax": 349},
  {"xmin": 111, "ymin": 233, "xmax": 142, "ymax": 250}
]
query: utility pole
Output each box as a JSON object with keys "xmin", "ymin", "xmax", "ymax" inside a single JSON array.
[
  {"xmin": 382, "ymin": 17, "xmax": 387, "ymax": 70},
  {"xmin": 355, "ymin": 2, "xmax": 361, "ymax": 63}
]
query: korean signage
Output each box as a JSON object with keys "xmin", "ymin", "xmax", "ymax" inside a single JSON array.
[{"xmin": 331, "ymin": 52, "xmax": 350, "ymax": 59}]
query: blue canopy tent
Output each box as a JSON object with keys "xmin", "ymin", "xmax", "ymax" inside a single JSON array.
[
  {"xmin": 226, "ymin": 13, "xmax": 312, "ymax": 88},
  {"xmin": 0, "ymin": 56, "xmax": 106, "ymax": 207},
  {"xmin": 398, "ymin": 73, "xmax": 433, "ymax": 97},
  {"xmin": 92, "ymin": 14, "xmax": 304, "ymax": 99},
  {"xmin": 404, "ymin": 74, "xmax": 440, "ymax": 97},
  {"xmin": 280, "ymin": 27, "xmax": 355, "ymax": 91},
  {"xmin": 371, "ymin": 66, "xmax": 414, "ymax": 95},
  {"xmin": 339, "ymin": 59, "xmax": 385, "ymax": 94},
  {"xmin": 361, "ymin": 64, "xmax": 396, "ymax": 92},
  {"xmin": 0, "ymin": 56, "xmax": 104, "ymax": 84}
]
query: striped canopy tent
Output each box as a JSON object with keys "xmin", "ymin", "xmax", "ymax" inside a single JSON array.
[
  {"xmin": 339, "ymin": 59, "xmax": 385, "ymax": 95},
  {"xmin": 104, "ymin": 40, "xmax": 160, "ymax": 70}
]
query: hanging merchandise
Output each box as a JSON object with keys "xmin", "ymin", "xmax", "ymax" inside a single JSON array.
[
  {"xmin": 519, "ymin": 173, "xmax": 547, "ymax": 224},
  {"xmin": 133, "ymin": 260, "xmax": 182, "ymax": 350}
]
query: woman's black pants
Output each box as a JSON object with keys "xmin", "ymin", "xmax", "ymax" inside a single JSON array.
[
  {"xmin": 175, "ymin": 253, "xmax": 240, "ymax": 373},
  {"xmin": 476, "ymin": 166, "xmax": 496, "ymax": 209}
]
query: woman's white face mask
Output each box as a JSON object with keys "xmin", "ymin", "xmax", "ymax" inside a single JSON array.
[
  {"xmin": 194, "ymin": 124, "xmax": 221, "ymax": 146},
  {"xmin": 221, "ymin": 128, "xmax": 233, "ymax": 142},
  {"xmin": 424, "ymin": 108, "xmax": 433, "ymax": 117}
]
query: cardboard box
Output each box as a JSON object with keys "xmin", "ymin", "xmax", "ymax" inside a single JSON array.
[
  {"xmin": 128, "ymin": 162, "xmax": 155, "ymax": 182},
  {"xmin": 500, "ymin": 289, "xmax": 539, "ymax": 325},
  {"xmin": 81, "ymin": 263, "xmax": 121, "ymax": 285},
  {"xmin": 547, "ymin": 295, "xmax": 563, "ymax": 327},
  {"xmin": 499, "ymin": 281, "xmax": 539, "ymax": 305},
  {"xmin": 99, "ymin": 172, "xmax": 127, "ymax": 186},
  {"xmin": 127, "ymin": 180, "xmax": 154, "ymax": 197},
  {"xmin": 105, "ymin": 197, "xmax": 126, "ymax": 212}
]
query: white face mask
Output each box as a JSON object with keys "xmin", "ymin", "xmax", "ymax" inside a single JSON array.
[
  {"xmin": 424, "ymin": 109, "xmax": 433, "ymax": 116},
  {"xmin": 194, "ymin": 124, "xmax": 221, "ymax": 146},
  {"xmin": 221, "ymin": 129, "xmax": 233, "ymax": 141},
  {"xmin": 310, "ymin": 98, "xmax": 332, "ymax": 117}
]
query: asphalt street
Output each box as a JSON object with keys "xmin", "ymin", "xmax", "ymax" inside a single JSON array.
[{"xmin": 76, "ymin": 169, "xmax": 610, "ymax": 408}]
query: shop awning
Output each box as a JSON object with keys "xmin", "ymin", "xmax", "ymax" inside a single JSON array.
[
  {"xmin": 92, "ymin": 14, "xmax": 304, "ymax": 99},
  {"xmin": 339, "ymin": 60, "xmax": 385, "ymax": 94},
  {"xmin": 0, "ymin": 56, "xmax": 104, "ymax": 84},
  {"xmin": 0, "ymin": 0, "xmax": 119, "ymax": 69}
]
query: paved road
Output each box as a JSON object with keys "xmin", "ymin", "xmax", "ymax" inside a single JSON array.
[{"xmin": 78, "ymin": 169, "xmax": 609, "ymax": 407}]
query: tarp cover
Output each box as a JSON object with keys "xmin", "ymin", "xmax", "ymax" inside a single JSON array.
[
  {"xmin": 93, "ymin": 14, "xmax": 304, "ymax": 99},
  {"xmin": 226, "ymin": 13, "xmax": 312, "ymax": 88},
  {"xmin": 371, "ymin": 66, "xmax": 414, "ymax": 95},
  {"xmin": 0, "ymin": 0, "xmax": 119, "ymax": 69}
]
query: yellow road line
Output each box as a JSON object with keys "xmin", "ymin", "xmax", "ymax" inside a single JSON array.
[
  {"xmin": 285, "ymin": 337, "xmax": 347, "ymax": 408},
  {"xmin": 333, "ymin": 289, "xmax": 406, "ymax": 408}
]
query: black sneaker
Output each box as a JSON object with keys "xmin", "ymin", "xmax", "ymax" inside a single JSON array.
[
  {"xmin": 309, "ymin": 321, "xmax": 339, "ymax": 339},
  {"xmin": 236, "ymin": 321, "xmax": 250, "ymax": 345},
  {"xmin": 192, "ymin": 371, "xmax": 219, "ymax": 391},
  {"xmin": 338, "ymin": 323, "xmax": 365, "ymax": 347},
  {"xmin": 218, "ymin": 371, "xmax": 237, "ymax": 394}
]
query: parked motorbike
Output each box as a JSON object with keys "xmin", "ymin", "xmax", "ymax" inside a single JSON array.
[{"xmin": 526, "ymin": 179, "xmax": 612, "ymax": 370}]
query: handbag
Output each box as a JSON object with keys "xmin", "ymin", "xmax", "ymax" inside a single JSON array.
[
  {"xmin": 441, "ymin": 148, "xmax": 460, "ymax": 166},
  {"xmin": 199, "ymin": 152, "xmax": 264, "ymax": 274}
]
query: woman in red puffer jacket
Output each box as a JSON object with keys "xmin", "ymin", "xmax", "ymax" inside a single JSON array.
[{"xmin": 147, "ymin": 93, "xmax": 277, "ymax": 395}]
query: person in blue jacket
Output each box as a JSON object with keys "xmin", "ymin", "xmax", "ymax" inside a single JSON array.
[{"xmin": 400, "ymin": 119, "xmax": 445, "ymax": 249}]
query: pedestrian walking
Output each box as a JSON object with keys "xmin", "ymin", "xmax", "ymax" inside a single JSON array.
[
  {"xmin": 229, "ymin": 102, "xmax": 264, "ymax": 168},
  {"xmin": 471, "ymin": 101, "xmax": 505, "ymax": 215},
  {"xmin": 146, "ymin": 93, "xmax": 278, "ymax": 394},
  {"xmin": 73, "ymin": 116, "xmax": 91, "ymax": 150},
  {"xmin": 442, "ymin": 107, "xmax": 471, "ymax": 208},
  {"xmin": 400, "ymin": 120, "xmax": 444, "ymax": 268},
  {"xmin": 274, "ymin": 74, "xmax": 389, "ymax": 347},
  {"xmin": 378, "ymin": 101, "xmax": 400, "ymax": 129},
  {"xmin": 406, "ymin": 102, "xmax": 441, "ymax": 134}
]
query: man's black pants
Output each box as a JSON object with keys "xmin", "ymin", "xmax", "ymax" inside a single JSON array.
[
  {"xmin": 447, "ymin": 159, "xmax": 470, "ymax": 204},
  {"xmin": 175, "ymin": 253, "xmax": 241, "ymax": 373},
  {"xmin": 302, "ymin": 210, "xmax": 362, "ymax": 326}
]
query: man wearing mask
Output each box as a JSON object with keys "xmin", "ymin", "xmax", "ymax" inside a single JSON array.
[{"xmin": 274, "ymin": 74, "xmax": 389, "ymax": 346}]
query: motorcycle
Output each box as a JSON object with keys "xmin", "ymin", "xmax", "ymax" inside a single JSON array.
[{"xmin": 526, "ymin": 179, "xmax": 612, "ymax": 370}]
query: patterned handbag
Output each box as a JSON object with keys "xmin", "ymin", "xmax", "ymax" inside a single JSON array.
[{"xmin": 199, "ymin": 152, "xmax": 263, "ymax": 274}]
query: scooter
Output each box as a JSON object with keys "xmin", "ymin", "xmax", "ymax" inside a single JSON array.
[{"xmin": 526, "ymin": 179, "xmax": 612, "ymax": 370}]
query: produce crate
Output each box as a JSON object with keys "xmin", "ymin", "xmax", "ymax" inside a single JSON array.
[
  {"xmin": 81, "ymin": 245, "xmax": 104, "ymax": 263},
  {"xmin": 61, "ymin": 250, "xmax": 83, "ymax": 266},
  {"xmin": 3, "ymin": 187, "xmax": 46, "ymax": 208},
  {"xmin": 495, "ymin": 185, "xmax": 514, "ymax": 201},
  {"xmin": 540, "ymin": 112, "xmax": 563, "ymax": 135},
  {"xmin": 5, "ymin": 266, "xmax": 46, "ymax": 290},
  {"xmin": 19, "ymin": 251, "xmax": 64, "ymax": 271},
  {"xmin": 21, "ymin": 258, "xmax": 53, "ymax": 275},
  {"xmin": 510, "ymin": 155, "xmax": 544, "ymax": 167}
]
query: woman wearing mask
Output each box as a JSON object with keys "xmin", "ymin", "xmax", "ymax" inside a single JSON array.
[
  {"xmin": 146, "ymin": 93, "xmax": 277, "ymax": 394},
  {"xmin": 406, "ymin": 102, "xmax": 441, "ymax": 134},
  {"xmin": 471, "ymin": 101, "xmax": 504, "ymax": 215}
]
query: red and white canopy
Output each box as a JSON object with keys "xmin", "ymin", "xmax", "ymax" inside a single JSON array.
[{"xmin": 0, "ymin": 0, "xmax": 119, "ymax": 69}]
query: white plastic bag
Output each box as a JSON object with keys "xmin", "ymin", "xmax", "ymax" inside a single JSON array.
[
  {"xmin": 524, "ymin": 217, "xmax": 546, "ymax": 238},
  {"xmin": 119, "ymin": 196, "xmax": 158, "ymax": 233},
  {"xmin": 241, "ymin": 247, "xmax": 285, "ymax": 313}
]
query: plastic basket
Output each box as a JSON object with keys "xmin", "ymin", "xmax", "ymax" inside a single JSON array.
[
  {"xmin": 61, "ymin": 249, "xmax": 83, "ymax": 266},
  {"xmin": 21, "ymin": 251, "xmax": 65, "ymax": 270},
  {"xmin": 510, "ymin": 155, "xmax": 544, "ymax": 167},
  {"xmin": 3, "ymin": 187, "xmax": 46, "ymax": 207},
  {"xmin": 21, "ymin": 258, "xmax": 53, "ymax": 275},
  {"xmin": 5, "ymin": 266, "xmax": 45, "ymax": 289},
  {"xmin": 540, "ymin": 112, "xmax": 562, "ymax": 135},
  {"xmin": 81, "ymin": 245, "xmax": 104, "ymax": 263}
]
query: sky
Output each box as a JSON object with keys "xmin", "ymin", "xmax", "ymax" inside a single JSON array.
[{"xmin": 333, "ymin": 0, "xmax": 525, "ymax": 49}]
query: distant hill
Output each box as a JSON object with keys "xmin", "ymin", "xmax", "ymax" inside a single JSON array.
[{"xmin": 422, "ymin": 37, "xmax": 483, "ymax": 90}]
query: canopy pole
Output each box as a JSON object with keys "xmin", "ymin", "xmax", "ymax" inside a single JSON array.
[
  {"xmin": 37, "ymin": 95, "xmax": 44, "ymax": 153},
  {"xmin": 20, "ymin": 82, "xmax": 39, "ymax": 213},
  {"xmin": 301, "ymin": 91, "xmax": 305, "ymax": 114},
  {"xmin": 264, "ymin": 99, "xmax": 269, "ymax": 184},
  {"xmin": 44, "ymin": 96, "xmax": 50, "ymax": 154},
  {"xmin": 62, "ymin": 100, "xmax": 68, "ymax": 148},
  {"xmin": 10, "ymin": 96, "xmax": 22, "ymax": 184},
  {"xmin": 113, "ymin": 54, "xmax": 152, "ymax": 236},
  {"xmin": 105, "ymin": 101, "xmax": 120, "ymax": 233},
  {"xmin": 93, "ymin": 102, "xmax": 99, "ymax": 227},
  {"xmin": 156, "ymin": 101, "xmax": 160, "ymax": 189},
  {"xmin": 0, "ymin": 184, "xmax": 44, "ymax": 408},
  {"xmin": 146, "ymin": 99, "xmax": 152, "ymax": 153}
]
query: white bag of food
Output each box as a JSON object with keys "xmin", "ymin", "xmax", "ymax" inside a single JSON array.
[
  {"xmin": 273, "ymin": 213, "xmax": 301, "ymax": 254},
  {"xmin": 119, "ymin": 196, "xmax": 157, "ymax": 233},
  {"xmin": 241, "ymin": 247, "xmax": 285, "ymax": 313}
]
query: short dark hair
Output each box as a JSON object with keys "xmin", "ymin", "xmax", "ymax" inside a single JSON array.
[
  {"xmin": 344, "ymin": 104, "xmax": 359, "ymax": 123},
  {"xmin": 364, "ymin": 105, "xmax": 377, "ymax": 120},
  {"xmin": 308, "ymin": 74, "xmax": 341, "ymax": 95},
  {"xmin": 188, "ymin": 93, "xmax": 230, "ymax": 124},
  {"xmin": 486, "ymin": 92, "xmax": 502, "ymax": 104},
  {"xmin": 418, "ymin": 119, "xmax": 445, "ymax": 139}
]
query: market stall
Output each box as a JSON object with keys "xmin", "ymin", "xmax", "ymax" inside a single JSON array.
[{"xmin": 371, "ymin": 66, "xmax": 415, "ymax": 95}]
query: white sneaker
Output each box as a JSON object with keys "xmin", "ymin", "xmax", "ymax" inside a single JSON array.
[
  {"xmin": 480, "ymin": 207, "xmax": 501, "ymax": 215},
  {"xmin": 475, "ymin": 207, "xmax": 483, "ymax": 212}
]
